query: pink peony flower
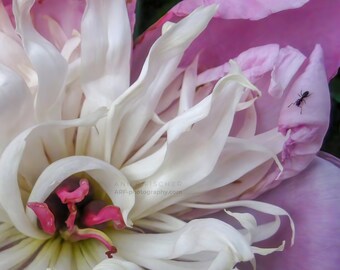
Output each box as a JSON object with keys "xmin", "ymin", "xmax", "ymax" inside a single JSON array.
[{"xmin": 0, "ymin": 0, "xmax": 339, "ymax": 269}]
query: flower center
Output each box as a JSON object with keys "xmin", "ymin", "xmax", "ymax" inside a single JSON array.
[{"xmin": 27, "ymin": 177, "xmax": 125, "ymax": 258}]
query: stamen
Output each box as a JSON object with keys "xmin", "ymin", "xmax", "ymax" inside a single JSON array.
[{"xmin": 27, "ymin": 202, "xmax": 56, "ymax": 235}]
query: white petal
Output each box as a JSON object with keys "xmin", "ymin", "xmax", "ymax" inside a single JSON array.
[
  {"xmin": 0, "ymin": 237, "xmax": 44, "ymax": 269},
  {"xmin": 24, "ymin": 238, "xmax": 62, "ymax": 270},
  {"xmin": 94, "ymin": 258, "xmax": 143, "ymax": 270},
  {"xmin": 178, "ymin": 57, "xmax": 198, "ymax": 114},
  {"xmin": 81, "ymin": 0, "xmax": 132, "ymax": 109},
  {"xmin": 134, "ymin": 212, "xmax": 186, "ymax": 233},
  {"xmin": 181, "ymin": 200, "xmax": 295, "ymax": 245},
  {"xmin": 53, "ymin": 242, "xmax": 73, "ymax": 270},
  {"xmin": 0, "ymin": 64, "xmax": 34, "ymax": 153},
  {"xmin": 0, "ymin": 2, "xmax": 17, "ymax": 39},
  {"xmin": 13, "ymin": 0, "xmax": 68, "ymax": 121}
]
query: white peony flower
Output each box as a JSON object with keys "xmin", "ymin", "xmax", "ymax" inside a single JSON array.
[{"xmin": 0, "ymin": 0, "xmax": 294, "ymax": 269}]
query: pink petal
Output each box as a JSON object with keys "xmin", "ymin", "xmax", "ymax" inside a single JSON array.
[
  {"xmin": 255, "ymin": 156, "xmax": 340, "ymax": 270},
  {"xmin": 4, "ymin": 0, "xmax": 137, "ymax": 48},
  {"xmin": 126, "ymin": 0, "xmax": 137, "ymax": 32},
  {"xmin": 235, "ymin": 45, "xmax": 330, "ymax": 199},
  {"xmin": 171, "ymin": 0, "xmax": 308, "ymax": 20},
  {"xmin": 278, "ymin": 45, "xmax": 329, "ymax": 174},
  {"xmin": 133, "ymin": 0, "xmax": 340, "ymax": 79},
  {"xmin": 30, "ymin": 0, "xmax": 85, "ymax": 40}
]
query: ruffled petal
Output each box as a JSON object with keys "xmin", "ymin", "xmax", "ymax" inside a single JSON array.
[
  {"xmin": 255, "ymin": 156, "xmax": 340, "ymax": 270},
  {"xmin": 133, "ymin": 0, "xmax": 340, "ymax": 79},
  {"xmin": 81, "ymin": 0, "xmax": 132, "ymax": 109},
  {"xmin": 244, "ymin": 45, "xmax": 331, "ymax": 198},
  {"xmin": 13, "ymin": 0, "xmax": 68, "ymax": 121},
  {"xmin": 30, "ymin": 0, "xmax": 85, "ymax": 42},
  {"xmin": 0, "ymin": 64, "xmax": 34, "ymax": 153},
  {"xmin": 171, "ymin": 0, "xmax": 308, "ymax": 20}
]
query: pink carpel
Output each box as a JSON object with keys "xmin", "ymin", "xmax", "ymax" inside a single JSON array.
[
  {"xmin": 27, "ymin": 202, "xmax": 56, "ymax": 235},
  {"xmin": 82, "ymin": 202, "xmax": 126, "ymax": 230},
  {"xmin": 56, "ymin": 178, "xmax": 90, "ymax": 204}
]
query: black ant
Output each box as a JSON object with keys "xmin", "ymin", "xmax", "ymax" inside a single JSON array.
[{"xmin": 288, "ymin": 90, "xmax": 311, "ymax": 114}]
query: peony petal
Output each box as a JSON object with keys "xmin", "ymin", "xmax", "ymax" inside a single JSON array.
[
  {"xmin": 30, "ymin": 0, "xmax": 85, "ymax": 42},
  {"xmin": 133, "ymin": 0, "xmax": 340, "ymax": 80},
  {"xmin": 81, "ymin": 0, "xmax": 132, "ymax": 109},
  {"xmin": 0, "ymin": 32, "xmax": 36, "ymax": 88},
  {"xmin": 0, "ymin": 1, "xmax": 17, "ymax": 39},
  {"xmin": 13, "ymin": 0, "xmax": 68, "ymax": 121},
  {"xmin": 245, "ymin": 45, "xmax": 331, "ymax": 199},
  {"xmin": 0, "ymin": 64, "xmax": 34, "ymax": 153},
  {"xmin": 255, "ymin": 156, "xmax": 340, "ymax": 270},
  {"xmin": 171, "ymin": 0, "xmax": 308, "ymax": 20},
  {"xmin": 278, "ymin": 45, "xmax": 329, "ymax": 174},
  {"xmin": 94, "ymin": 257, "xmax": 143, "ymax": 270},
  {"xmin": 126, "ymin": 0, "xmax": 137, "ymax": 33},
  {"xmin": 24, "ymin": 238, "xmax": 62, "ymax": 270},
  {"xmin": 0, "ymin": 237, "xmax": 45, "ymax": 269}
]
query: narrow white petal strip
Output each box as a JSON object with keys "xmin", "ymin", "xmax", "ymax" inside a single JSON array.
[
  {"xmin": 74, "ymin": 245, "xmax": 92, "ymax": 270},
  {"xmin": 13, "ymin": 0, "xmax": 68, "ymax": 121},
  {"xmin": 27, "ymin": 156, "xmax": 135, "ymax": 226},
  {"xmin": 106, "ymin": 5, "xmax": 218, "ymax": 166},
  {"xmin": 134, "ymin": 212, "xmax": 186, "ymax": 233},
  {"xmin": 121, "ymin": 144, "xmax": 167, "ymax": 181},
  {"xmin": 94, "ymin": 258, "xmax": 143, "ymax": 270},
  {"xmin": 44, "ymin": 16, "xmax": 68, "ymax": 51},
  {"xmin": 24, "ymin": 238, "xmax": 62, "ymax": 270},
  {"xmin": 181, "ymin": 200, "xmax": 295, "ymax": 245},
  {"xmin": 178, "ymin": 57, "xmax": 198, "ymax": 114},
  {"xmin": 0, "ymin": 224, "xmax": 26, "ymax": 249},
  {"xmin": 53, "ymin": 242, "xmax": 73, "ymax": 270},
  {"xmin": 0, "ymin": 237, "xmax": 44, "ymax": 269},
  {"xmin": 81, "ymin": 0, "xmax": 131, "ymax": 108},
  {"xmin": 0, "ymin": 109, "xmax": 107, "ymax": 238}
]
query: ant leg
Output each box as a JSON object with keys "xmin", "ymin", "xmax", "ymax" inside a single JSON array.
[
  {"xmin": 300, "ymin": 106, "xmax": 303, "ymax": 114},
  {"xmin": 288, "ymin": 102, "xmax": 294, "ymax": 107}
]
